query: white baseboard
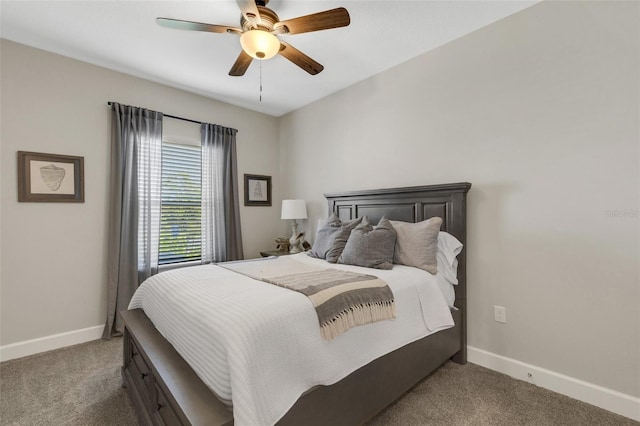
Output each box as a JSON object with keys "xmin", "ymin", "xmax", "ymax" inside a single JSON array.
[
  {"xmin": 468, "ymin": 346, "xmax": 640, "ymax": 422},
  {"xmin": 0, "ymin": 325, "xmax": 104, "ymax": 362}
]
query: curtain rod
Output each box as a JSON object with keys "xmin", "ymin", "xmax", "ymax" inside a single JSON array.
[{"xmin": 107, "ymin": 101, "xmax": 203, "ymax": 125}]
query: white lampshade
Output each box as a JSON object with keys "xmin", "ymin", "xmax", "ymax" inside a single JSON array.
[
  {"xmin": 281, "ymin": 199, "xmax": 308, "ymax": 220},
  {"xmin": 240, "ymin": 30, "xmax": 280, "ymax": 60}
]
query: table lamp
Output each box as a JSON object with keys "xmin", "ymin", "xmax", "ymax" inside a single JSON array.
[{"xmin": 281, "ymin": 199, "xmax": 308, "ymax": 253}]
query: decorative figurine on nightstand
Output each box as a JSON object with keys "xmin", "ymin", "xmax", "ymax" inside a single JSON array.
[{"xmin": 275, "ymin": 237, "xmax": 290, "ymax": 252}]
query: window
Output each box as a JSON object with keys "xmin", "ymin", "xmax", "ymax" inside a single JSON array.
[{"xmin": 158, "ymin": 142, "xmax": 201, "ymax": 265}]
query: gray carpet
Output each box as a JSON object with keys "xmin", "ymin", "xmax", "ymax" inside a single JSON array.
[
  {"xmin": 0, "ymin": 338, "xmax": 636, "ymax": 426},
  {"xmin": 0, "ymin": 338, "xmax": 135, "ymax": 425}
]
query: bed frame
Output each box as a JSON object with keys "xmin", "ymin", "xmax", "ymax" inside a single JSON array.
[{"xmin": 121, "ymin": 182, "xmax": 471, "ymax": 425}]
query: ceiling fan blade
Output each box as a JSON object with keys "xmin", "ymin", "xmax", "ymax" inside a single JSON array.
[
  {"xmin": 278, "ymin": 41, "xmax": 324, "ymax": 75},
  {"xmin": 236, "ymin": 0, "xmax": 262, "ymax": 28},
  {"xmin": 273, "ymin": 7, "xmax": 350, "ymax": 35},
  {"xmin": 229, "ymin": 50, "xmax": 253, "ymax": 76},
  {"xmin": 157, "ymin": 18, "xmax": 241, "ymax": 34}
]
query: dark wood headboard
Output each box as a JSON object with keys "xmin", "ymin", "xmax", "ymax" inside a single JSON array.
[{"xmin": 324, "ymin": 182, "xmax": 471, "ymax": 361}]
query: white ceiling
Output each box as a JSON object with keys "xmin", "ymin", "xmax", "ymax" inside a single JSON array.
[{"xmin": 0, "ymin": 0, "xmax": 538, "ymax": 117}]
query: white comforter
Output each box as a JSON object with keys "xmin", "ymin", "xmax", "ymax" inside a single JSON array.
[{"xmin": 128, "ymin": 253, "xmax": 454, "ymax": 426}]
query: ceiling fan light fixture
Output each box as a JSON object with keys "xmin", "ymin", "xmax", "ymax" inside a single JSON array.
[{"xmin": 240, "ymin": 30, "xmax": 280, "ymax": 60}]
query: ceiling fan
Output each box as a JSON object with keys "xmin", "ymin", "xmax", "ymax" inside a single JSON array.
[{"xmin": 157, "ymin": 0, "xmax": 350, "ymax": 77}]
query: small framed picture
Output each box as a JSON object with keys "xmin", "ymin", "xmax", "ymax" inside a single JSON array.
[
  {"xmin": 244, "ymin": 174, "xmax": 271, "ymax": 206},
  {"xmin": 18, "ymin": 151, "xmax": 85, "ymax": 202}
]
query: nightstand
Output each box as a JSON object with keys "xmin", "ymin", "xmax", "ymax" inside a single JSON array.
[{"xmin": 260, "ymin": 250, "xmax": 292, "ymax": 257}]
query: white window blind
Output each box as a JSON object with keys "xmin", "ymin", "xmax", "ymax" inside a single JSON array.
[{"xmin": 158, "ymin": 142, "xmax": 202, "ymax": 265}]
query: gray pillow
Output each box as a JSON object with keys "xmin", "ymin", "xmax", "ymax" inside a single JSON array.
[
  {"xmin": 338, "ymin": 217, "xmax": 397, "ymax": 270},
  {"xmin": 309, "ymin": 214, "xmax": 363, "ymax": 263},
  {"xmin": 390, "ymin": 217, "xmax": 442, "ymax": 274}
]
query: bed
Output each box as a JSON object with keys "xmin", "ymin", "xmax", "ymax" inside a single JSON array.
[{"xmin": 121, "ymin": 182, "xmax": 471, "ymax": 425}]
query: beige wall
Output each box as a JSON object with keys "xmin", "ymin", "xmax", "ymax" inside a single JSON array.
[
  {"xmin": 0, "ymin": 40, "xmax": 280, "ymax": 345},
  {"xmin": 278, "ymin": 1, "xmax": 639, "ymax": 397}
]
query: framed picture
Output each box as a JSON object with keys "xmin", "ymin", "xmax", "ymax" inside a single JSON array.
[
  {"xmin": 17, "ymin": 151, "xmax": 85, "ymax": 202},
  {"xmin": 244, "ymin": 174, "xmax": 271, "ymax": 206}
]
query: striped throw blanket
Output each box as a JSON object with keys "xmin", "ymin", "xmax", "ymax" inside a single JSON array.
[{"xmin": 221, "ymin": 258, "xmax": 395, "ymax": 341}]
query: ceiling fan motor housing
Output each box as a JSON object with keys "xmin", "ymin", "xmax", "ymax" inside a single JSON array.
[{"xmin": 241, "ymin": 6, "xmax": 279, "ymax": 32}]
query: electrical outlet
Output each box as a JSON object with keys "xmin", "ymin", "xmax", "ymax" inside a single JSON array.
[{"xmin": 494, "ymin": 305, "xmax": 506, "ymax": 323}]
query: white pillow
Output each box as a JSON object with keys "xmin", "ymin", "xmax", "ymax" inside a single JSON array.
[{"xmin": 437, "ymin": 231, "xmax": 463, "ymax": 285}]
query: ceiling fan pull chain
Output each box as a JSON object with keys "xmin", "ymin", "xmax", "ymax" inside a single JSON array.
[{"xmin": 260, "ymin": 60, "xmax": 263, "ymax": 102}]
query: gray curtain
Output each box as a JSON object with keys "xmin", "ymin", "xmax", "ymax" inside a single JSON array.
[
  {"xmin": 201, "ymin": 123, "xmax": 244, "ymax": 263},
  {"xmin": 103, "ymin": 103, "xmax": 163, "ymax": 338}
]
